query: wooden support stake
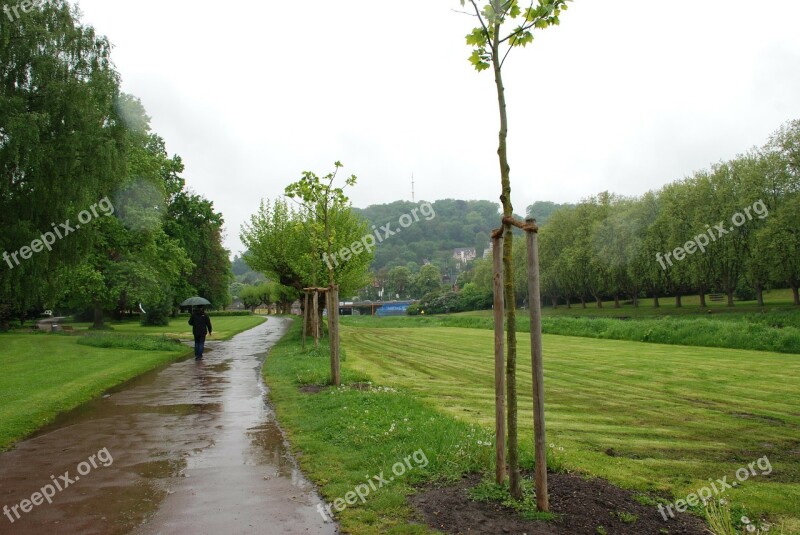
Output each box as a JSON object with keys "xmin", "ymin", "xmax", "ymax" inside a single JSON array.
[
  {"xmin": 329, "ymin": 285, "xmax": 341, "ymax": 386},
  {"xmin": 302, "ymin": 292, "xmax": 309, "ymax": 350},
  {"xmin": 526, "ymin": 218, "xmax": 549, "ymax": 511},
  {"xmin": 492, "ymin": 235, "xmax": 506, "ymax": 485},
  {"xmin": 312, "ymin": 290, "xmax": 319, "ymax": 349}
]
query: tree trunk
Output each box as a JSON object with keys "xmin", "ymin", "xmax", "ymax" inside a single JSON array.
[
  {"xmin": 596, "ymin": 297, "xmax": 603, "ymax": 308},
  {"xmin": 653, "ymin": 295, "xmax": 660, "ymax": 308},
  {"xmin": 726, "ymin": 289, "xmax": 735, "ymax": 307},
  {"xmin": 551, "ymin": 297, "xmax": 558, "ymax": 308},
  {"xmin": 792, "ymin": 284, "xmax": 800, "ymax": 306},
  {"xmin": 580, "ymin": 296, "xmax": 586, "ymax": 309},
  {"xmin": 492, "ymin": 32, "xmax": 522, "ymax": 501},
  {"xmin": 92, "ymin": 301, "xmax": 104, "ymax": 330},
  {"xmin": 492, "ymin": 235, "xmax": 506, "ymax": 486},
  {"xmin": 566, "ymin": 297, "xmax": 571, "ymax": 309},
  {"xmin": 756, "ymin": 285, "xmax": 764, "ymax": 307},
  {"xmin": 526, "ymin": 223, "xmax": 548, "ymax": 512},
  {"xmin": 698, "ymin": 285, "xmax": 707, "ymax": 308},
  {"xmin": 614, "ymin": 294, "xmax": 621, "ymax": 308},
  {"xmin": 675, "ymin": 294, "xmax": 682, "ymax": 308}
]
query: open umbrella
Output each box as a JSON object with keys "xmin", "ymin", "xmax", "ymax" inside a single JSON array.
[{"xmin": 181, "ymin": 297, "xmax": 211, "ymax": 307}]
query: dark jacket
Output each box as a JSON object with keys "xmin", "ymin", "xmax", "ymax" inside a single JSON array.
[{"xmin": 189, "ymin": 313, "xmax": 212, "ymax": 338}]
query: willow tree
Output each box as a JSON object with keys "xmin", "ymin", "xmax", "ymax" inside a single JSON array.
[
  {"xmin": 0, "ymin": 0, "xmax": 125, "ymax": 326},
  {"xmin": 459, "ymin": 0, "xmax": 570, "ymax": 504}
]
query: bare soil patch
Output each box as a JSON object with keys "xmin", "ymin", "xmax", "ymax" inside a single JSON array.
[{"xmin": 410, "ymin": 472, "xmax": 709, "ymax": 535}]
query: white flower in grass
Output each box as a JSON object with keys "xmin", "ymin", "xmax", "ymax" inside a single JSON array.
[
  {"xmin": 549, "ymin": 443, "xmax": 555, "ymax": 448},
  {"xmin": 746, "ymin": 525, "xmax": 755, "ymax": 533},
  {"xmin": 719, "ymin": 499, "xmax": 727, "ymax": 506},
  {"xmin": 741, "ymin": 516, "xmax": 751, "ymax": 524},
  {"xmin": 558, "ymin": 447, "xmax": 564, "ymax": 452}
]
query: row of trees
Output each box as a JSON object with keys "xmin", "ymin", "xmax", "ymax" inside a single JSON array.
[
  {"xmin": 0, "ymin": 1, "xmax": 230, "ymax": 328},
  {"xmin": 241, "ymin": 189, "xmax": 373, "ymax": 301},
  {"xmin": 459, "ymin": 119, "xmax": 800, "ymax": 309},
  {"xmin": 238, "ymin": 282, "xmax": 298, "ymax": 314}
]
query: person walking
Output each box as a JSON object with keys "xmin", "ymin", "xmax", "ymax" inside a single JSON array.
[{"xmin": 189, "ymin": 306, "xmax": 213, "ymax": 360}]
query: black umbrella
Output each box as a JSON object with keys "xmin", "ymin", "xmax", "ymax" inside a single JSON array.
[{"xmin": 181, "ymin": 297, "xmax": 211, "ymax": 307}]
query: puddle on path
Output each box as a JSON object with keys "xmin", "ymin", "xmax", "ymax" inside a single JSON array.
[{"xmin": 0, "ymin": 318, "xmax": 337, "ymax": 535}]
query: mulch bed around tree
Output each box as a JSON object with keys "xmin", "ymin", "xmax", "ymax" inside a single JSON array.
[{"xmin": 410, "ymin": 471, "xmax": 710, "ymax": 535}]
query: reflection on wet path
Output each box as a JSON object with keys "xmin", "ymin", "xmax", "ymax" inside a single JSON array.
[{"xmin": 0, "ymin": 318, "xmax": 337, "ymax": 535}]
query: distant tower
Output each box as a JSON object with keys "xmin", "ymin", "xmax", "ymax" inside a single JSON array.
[{"xmin": 411, "ymin": 173, "xmax": 416, "ymax": 202}]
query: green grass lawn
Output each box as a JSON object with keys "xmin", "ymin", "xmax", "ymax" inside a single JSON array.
[
  {"xmin": 66, "ymin": 315, "xmax": 265, "ymax": 341},
  {"xmin": 342, "ymin": 308, "xmax": 800, "ymax": 355},
  {"xmin": 340, "ymin": 325, "xmax": 800, "ymax": 533},
  {"xmin": 0, "ymin": 315, "xmax": 265, "ymax": 451}
]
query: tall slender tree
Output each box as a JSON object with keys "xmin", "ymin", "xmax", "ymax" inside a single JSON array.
[{"xmin": 459, "ymin": 0, "xmax": 570, "ymax": 504}]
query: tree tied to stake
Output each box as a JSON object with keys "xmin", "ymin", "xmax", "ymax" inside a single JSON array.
[{"xmin": 459, "ymin": 0, "xmax": 570, "ymax": 507}]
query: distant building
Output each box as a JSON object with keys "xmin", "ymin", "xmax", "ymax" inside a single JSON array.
[
  {"xmin": 483, "ymin": 243, "xmax": 493, "ymax": 259},
  {"xmin": 453, "ymin": 248, "xmax": 477, "ymax": 264}
]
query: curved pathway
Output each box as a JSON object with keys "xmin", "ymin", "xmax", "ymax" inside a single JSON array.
[{"xmin": 0, "ymin": 318, "xmax": 337, "ymax": 535}]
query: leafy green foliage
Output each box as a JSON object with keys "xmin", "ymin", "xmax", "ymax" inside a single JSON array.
[
  {"xmin": 243, "ymin": 164, "xmax": 374, "ymax": 298},
  {"xmin": 460, "ymin": 0, "xmax": 571, "ymax": 71},
  {"xmin": 0, "ymin": 0, "xmax": 127, "ymax": 325},
  {"xmin": 140, "ymin": 292, "xmax": 173, "ymax": 326},
  {"xmin": 0, "ymin": 6, "xmax": 230, "ymax": 326}
]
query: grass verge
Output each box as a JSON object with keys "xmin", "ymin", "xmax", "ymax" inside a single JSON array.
[{"xmin": 263, "ymin": 321, "xmax": 501, "ymax": 535}]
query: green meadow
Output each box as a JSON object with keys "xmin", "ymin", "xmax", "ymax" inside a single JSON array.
[{"xmin": 335, "ymin": 322, "xmax": 800, "ymax": 532}]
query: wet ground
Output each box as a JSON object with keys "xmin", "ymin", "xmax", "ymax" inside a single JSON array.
[{"xmin": 0, "ymin": 318, "xmax": 337, "ymax": 535}]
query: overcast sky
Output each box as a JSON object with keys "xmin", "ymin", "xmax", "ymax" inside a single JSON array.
[{"xmin": 74, "ymin": 0, "xmax": 800, "ymax": 256}]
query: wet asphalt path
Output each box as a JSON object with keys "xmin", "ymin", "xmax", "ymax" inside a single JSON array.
[{"xmin": 0, "ymin": 318, "xmax": 337, "ymax": 535}]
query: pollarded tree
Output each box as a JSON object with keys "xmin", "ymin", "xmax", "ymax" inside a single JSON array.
[{"xmin": 459, "ymin": 0, "xmax": 570, "ymax": 506}]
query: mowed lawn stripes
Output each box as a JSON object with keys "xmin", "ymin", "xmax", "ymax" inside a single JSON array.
[{"xmin": 341, "ymin": 326, "xmax": 800, "ymax": 525}]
